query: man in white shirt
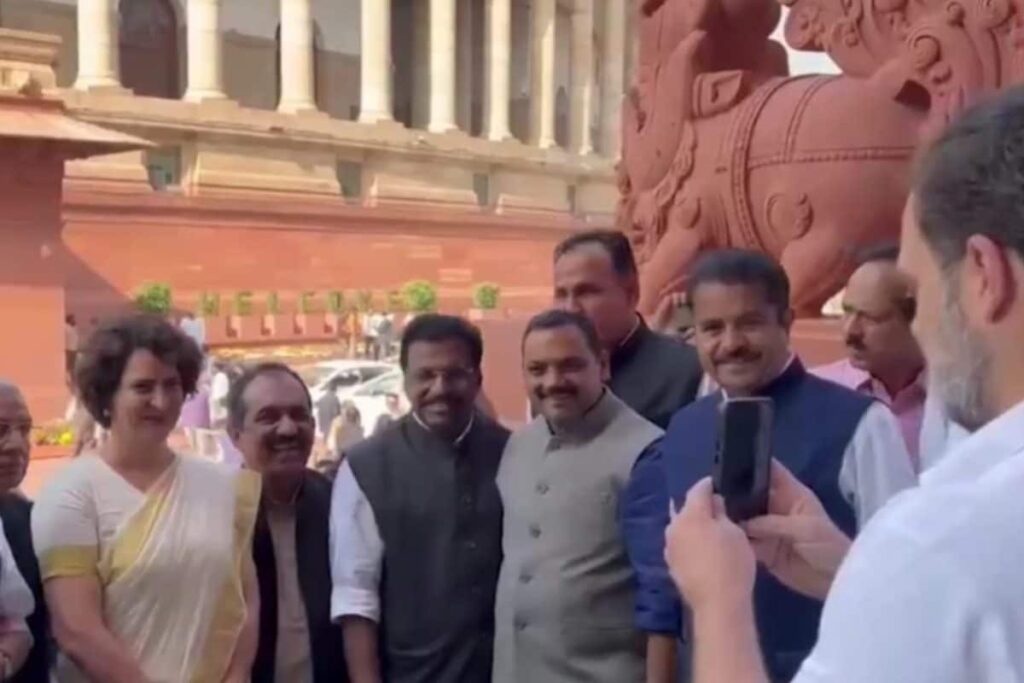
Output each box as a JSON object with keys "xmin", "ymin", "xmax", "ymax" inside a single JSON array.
[
  {"xmin": 179, "ymin": 312, "xmax": 206, "ymax": 350},
  {"xmin": 664, "ymin": 86, "xmax": 1024, "ymax": 682},
  {"xmin": 814, "ymin": 248, "xmax": 968, "ymax": 472}
]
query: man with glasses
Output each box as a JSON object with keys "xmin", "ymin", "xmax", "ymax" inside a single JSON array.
[
  {"xmin": 814, "ymin": 247, "xmax": 966, "ymax": 472},
  {"xmin": 330, "ymin": 315, "xmax": 510, "ymax": 683}
]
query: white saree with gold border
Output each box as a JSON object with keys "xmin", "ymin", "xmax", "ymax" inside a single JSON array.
[{"xmin": 32, "ymin": 454, "xmax": 260, "ymax": 683}]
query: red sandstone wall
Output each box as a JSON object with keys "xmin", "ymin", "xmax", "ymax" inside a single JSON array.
[
  {"xmin": 60, "ymin": 189, "xmax": 571, "ymax": 325},
  {"xmin": 0, "ymin": 155, "xmax": 70, "ymax": 419}
]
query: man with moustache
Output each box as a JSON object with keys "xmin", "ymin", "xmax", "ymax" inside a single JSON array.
[
  {"xmin": 0, "ymin": 382, "xmax": 50, "ymax": 683},
  {"xmin": 663, "ymin": 83, "xmax": 1024, "ymax": 683},
  {"xmin": 622, "ymin": 249, "xmax": 916, "ymax": 682},
  {"xmin": 330, "ymin": 314, "xmax": 509, "ymax": 683},
  {"xmin": 553, "ymin": 230, "xmax": 703, "ymax": 429},
  {"xmin": 815, "ymin": 247, "xmax": 967, "ymax": 472},
  {"xmin": 492, "ymin": 310, "xmax": 661, "ymax": 683},
  {"xmin": 227, "ymin": 363, "xmax": 347, "ymax": 683}
]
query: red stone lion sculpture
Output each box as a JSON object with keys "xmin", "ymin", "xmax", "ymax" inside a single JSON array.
[{"xmin": 620, "ymin": 0, "xmax": 1024, "ymax": 316}]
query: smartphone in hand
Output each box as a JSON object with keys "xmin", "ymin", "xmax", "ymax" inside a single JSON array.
[{"xmin": 714, "ymin": 397, "xmax": 773, "ymax": 522}]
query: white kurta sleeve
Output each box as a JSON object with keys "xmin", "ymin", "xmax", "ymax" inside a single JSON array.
[
  {"xmin": 838, "ymin": 402, "xmax": 918, "ymax": 527},
  {"xmin": 330, "ymin": 459, "xmax": 385, "ymax": 623}
]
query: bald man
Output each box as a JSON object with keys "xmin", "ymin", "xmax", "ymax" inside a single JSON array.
[
  {"xmin": 0, "ymin": 382, "xmax": 50, "ymax": 682},
  {"xmin": 815, "ymin": 248, "xmax": 966, "ymax": 472}
]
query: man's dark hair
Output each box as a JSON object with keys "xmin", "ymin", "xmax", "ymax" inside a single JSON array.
[
  {"xmin": 227, "ymin": 362, "xmax": 311, "ymax": 432},
  {"xmin": 915, "ymin": 86, "xmax": 1024, "ymax": 268},
  {"xmin": 76, "ymin": 314, "xmax": 203, "ymax": 428},
  {"xmin": 523, "ymin": 309, "xmax": 603, "ymax": 358},
  {"xmin": 686, "ymin": 249, "xmax": 791, "ymax": 322},
  {"xmin": 553, "ymin": 229, "xmax": 639, "ymax": 279},
  {"xmin": 399, "ymin": 314, "xmax": 484, "ymax": 371}
]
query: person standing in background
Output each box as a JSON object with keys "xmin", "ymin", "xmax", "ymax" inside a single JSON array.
[
  {"xmin": 553, "ymin": 230, "xmax": 703, "ymax": 429},
  {"xmin": 814, "ymin": 247, "xmax": 967, "ymax": 472},
  {"xmin": 64, "ymin": 315, "xmax": 79, "ymax": 383},
  {"xmin": 209, "ymin": 361, "xmax": 232, "ymax": 429},
  {"xmin": 179, "ymin": 311, "xmax": 206, "ymax": 350}
]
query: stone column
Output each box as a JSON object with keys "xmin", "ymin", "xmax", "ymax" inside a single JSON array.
[
  {"xmin": 278, "ymin": 0, "xmax": 317, "ymax": 113},
  {"xmin": 74, "ymin": 0, "xmax": 120, "ymax": 90},
  {"xmin": 184, "ymin": 0, "xmax": 226, "ymax": 102},
  {"xmin": 484, "ymin": 0, "xmax": 511, "ymax": 141},
  {"xmin": 570, "ymin": 0, "xmax": 595, "ymax": 155},
  {"xmin": 600, "ymin": 0, "xmax": 625, "ymax": 158},
  {"xmin": 360, "ymin": 0, "xmax": 393, "ymax": 123},
  {"xmin": 529, "ymin": 0, "xmax": 556, "ymax": 149},
  {"xmin": 429, "ymin": 0, "xmax": 457, "ymax": 133}
]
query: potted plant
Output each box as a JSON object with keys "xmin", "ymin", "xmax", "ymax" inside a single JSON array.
[
  {"xmin": 294, "ymin": 291, "xmax": 324, "ymax": 336},
  {"xmin": 134, "ymin": 282, "xmax": 172, "ymax": 316},
  {"xmin": 325, "ymin": 290, "xmax": 345, "ymax": 336},
  {"xmin": 198, "ymin": 291, "xmax": 225, "ymax": 344},
  {"xmin": 263, "ymin": 291, "xmax": 280, "ymax": 336},
  {"xmin": 469, "ymin": 282, "xmax": 503, "ymax": 320},
  {"xmin": 401, "ymin": 280, "xmax": 438, "ymax": 316},
  {"xmin": 31, "ymin": 420, "xmax": 75, "ymax": 459},
  {"xmin": 230, "ymin": 291, "xmax": 256, "ymax": 339}
]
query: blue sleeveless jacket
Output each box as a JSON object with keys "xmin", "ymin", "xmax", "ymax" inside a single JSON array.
[{"xmin": 664, "ymin": 359, "xmax": 872, "ymax": 681}]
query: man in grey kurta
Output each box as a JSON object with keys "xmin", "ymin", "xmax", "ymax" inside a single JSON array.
[{"xmin": 493, "ymin": 310, "xmax": 663, "ymax": 683}]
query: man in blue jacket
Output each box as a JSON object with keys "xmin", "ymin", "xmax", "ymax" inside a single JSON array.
[{"xmin": 622, "ymin": 249, "xmax": 916, "ymax": 682}]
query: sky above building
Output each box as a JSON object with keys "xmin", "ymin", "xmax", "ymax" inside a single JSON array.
[{"xmin": 773, "ymin": 8, "xmax": 841, "ymax": 75}]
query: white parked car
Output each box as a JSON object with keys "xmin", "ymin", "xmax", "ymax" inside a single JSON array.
[
  {"xmin": 298, "ymin": 360, "xmax": 395, "ymax": 404},
  {"xmin": 348, "ymin": 370, "xmax": 409, "ymax": 433}
]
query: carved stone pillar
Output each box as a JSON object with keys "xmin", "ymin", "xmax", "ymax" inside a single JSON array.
[
  {"xmin": 529, "ymin": 0, "xmax": 556, "ymax": 149},
  {"xmin": 484, "ymin": 0, "xmax": 512, "ymax": 141},
  {"xmin": 74, "ymin": 0, "xmax": 120, "ymax": 90},
  {"xmin": 570, "ymin": 0, "xmax": 595, "ymax": 155},
  {"xmin": 360, "ymin": 0, "xmax": 393, "ymax": 123},
  {"xmin": 278, "ymin": 0, "xmax": 317, "ymax": 113},
  {"xmin": 184, "ymin": 0, "xmax": 227, "ymax": 102},
  {"xmin": 429, "ymin": 0, "xmax": 458, "ymax": 133},
  {"xmin": 600, "ymin": 0, "xmax": 625, "ymax": 157}
]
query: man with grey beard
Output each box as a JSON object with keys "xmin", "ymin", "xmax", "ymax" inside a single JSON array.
[{"xmin": 662, "ymin": 86, "xmax": 1024, "ymax": 682}]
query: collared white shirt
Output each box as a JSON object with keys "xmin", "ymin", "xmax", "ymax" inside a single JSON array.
[
  {"xmin": 813, "ymin": 358, "xmax": 969, "ymax": 473},
  {"xmin": 329, "ymin": 414, "xmax": 476, "ymax": 623},
  {"xmin": 795, "ymin": 399, "xmax": 1024, "ymax": 682}
]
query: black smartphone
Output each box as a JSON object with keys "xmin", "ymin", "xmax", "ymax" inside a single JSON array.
[{"xmin": 713, "ymin": 397, "xmax": 773, "ymax": 522}]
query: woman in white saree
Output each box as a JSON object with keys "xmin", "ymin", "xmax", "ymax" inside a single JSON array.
[{"xmin": 32, "ymin": 315, "xmax": 260, "ymax": 683}]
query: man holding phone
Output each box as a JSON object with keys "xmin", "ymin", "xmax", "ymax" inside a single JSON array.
[
  {"xmin": 621, "ymin": 249, "xmax": 916, "ymax": 682},
  {"xmin": 667, "ymin": 86, "xmax": 1024, "ymax": 683}
]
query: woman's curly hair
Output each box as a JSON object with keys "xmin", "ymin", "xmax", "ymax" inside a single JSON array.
[{"xmin": 74, "ymin": 314, "xmax": 203, "ymax": 428}]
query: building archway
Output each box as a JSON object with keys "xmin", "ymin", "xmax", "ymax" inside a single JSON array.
[{"xmin": 119, "ymin": 0, "xmax": 180, "ymax": 99}]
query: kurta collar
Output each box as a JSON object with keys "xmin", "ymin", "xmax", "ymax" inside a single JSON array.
[
  {"xmin": 610, "ymin": 315, "xmax": 647, "ymax": 374},
  {"xmin": 545, "ymin": 389, "xmax": 619, "ymax": 446},
  {"xmin": 409, "ymin": 410, "xmax": 477, "ymax": 451},
  {"xmin": 720, "ymin": 353, "xmax": 804, "ymax": 400}
]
